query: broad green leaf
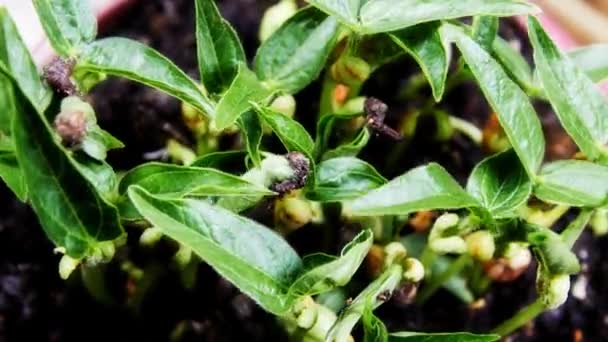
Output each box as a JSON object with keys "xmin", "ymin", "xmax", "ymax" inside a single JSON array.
[
  {"xmin": 528, "ymin": 17, "xmax": 608, "ymax": 161},
  {"xmin": 254, "ymin": 104, "xmax": 315, "ymax": 157},
  {"xmin": 0, "ymin": 73, "xmax": 15, "ymax": 137},
  {"xmin": 527, "ymin": 225, "xmax": 580, "ymax": 275},
  {"xmin": 568, "ymin": 44, "xmax": 608, "ymax": 82},
  {"xmin": 441, "ymin": 23, "xmax": 544, "ymax": 177},
  {"xmin": 534, "ymin": 160, "xmax": 608, "ymax": 207},
  {"xmin": 307, "ymin": 157, "xmax": 386, "ymax": 202},
  {"xmin": 389, "ymin": 332, "xmax": 500, "ymax": 342},
  {"xmin": 255, "ymin": 7, "xmax": 340, "ymax": 94},
  {"xmin": 118, "ymin": 162, "xmax": 273, "ymax": 220},
  {"xmin": 72, "ymin": 154, "xmax": 118, "ymax": 201},
  {"xmin": 128, "ymin": 186, "xmax": 302, "ymax": 315},
  {"xmin": 472, "ymin": 16, "xmax": 499, "ymax": 51},
  {"xmin": 0, "ymin": 8, "xmax": 51, "ymax": 112},
  {"xmin": 390, "ymin": 22, "xmax": 448, "ymax": 101},
  {"xmin": 118, "ymin": 162, "xmax": 272, "ymax": 197},
  {"xmin": 492, "ymin": 36, "xmax": 535, "ymax": 92},
  {"xmin": 76, "ymin": 38, "xmax": 214, "ymax": 116},
  {"xmin": 358, "ymin": 0, "xmax": 539, "ymax": 34},
  {"xmin": 327, "ymin": 264, "xmax": 403, "ymax": 342},
  {"xmin": 237, "ymin": 110, "xmax": 263, "ymax": 166},
  {"xmin": 349, "ymin": 163, "xmax": 480, "ymax": 216},
  {"xmin": 288, "ymin": 230, "xmax": 372, "ymax": 296},
  {"xmin": 322, "ymin": 127, "xmax": 370, "ymax": 160},
  {"xmin": 11, "ymin": 79, "xmax": 123, "ymax": 258},
  {"xmin": 215, "ymin": 65, "xmax": 273, "ymax": 130},
  {"xmin": 195, "ymin": 0, "xmax": 245, "ymax": 94},
  {"xmin": 467, "ymin": 149, "xmax": 532, "ymax": 218},
  {"xmin": 304, "ymin": 0, "xmax": 363, "ymax": 30},
  {"xmin": 0, "ymin": 153, "xmax": 26, "ymax": 201},
  {"xmin": 32, "ymin": 0, "xmax": 96, "ymax": 56}
]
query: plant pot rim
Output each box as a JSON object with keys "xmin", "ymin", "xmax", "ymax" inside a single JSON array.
[{"xmin": 29, "ymin": 0, "xmax": 607, "ymax": 94}]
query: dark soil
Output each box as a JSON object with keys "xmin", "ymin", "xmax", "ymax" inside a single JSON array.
[{"xmin": 1, "ymin": 0, "xmax": 606, "ymax": 341}]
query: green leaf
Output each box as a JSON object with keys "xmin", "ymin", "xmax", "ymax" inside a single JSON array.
[
  {"xmin": 492, "ymin": 36, "xmax": 535, "ymax": 92},
  {"xmin": 118, "ymin": 162, "xmax": 272, "ymax": 198},
  {"xmin": 254, "ymin": 104, "xmax": 315, "ymax": 157},
  {"xmin": 0, "ymin": 8, "xmax": 51, "ymax": 112},
  {"xmin": 472, "ymin": 16, "xmax": 499, "ymax": 51},
  {"xmin": 288, "ymin": 230, "xmax": 372, "ymax": 297},
  {"xmin": 11, "ymin": 79, "xmax": 123, "ymax": 258},
  {"xmin": 195, "ymin": 0, "xmax": 245, "ymax": 94},
  {"xmin": 362, "ymin": 305, "xmax": 389, "ymax": 342},
  {"xmin": 358, "ymin": 0, "xmax": 539, "ymax": 34},
  {"xmin": 215, "ymin": 65, "xmax": 273, "ymax": 130},
  {"xmin": 304, "ymin": 0, "xmax": 363, "ymax": 30},
  {"xmin": 0, "ymin": 73, "xmax": 16, "ymax": 137},
  {"xmin": 118, "ymin": 162, "xmax": 272, "ymax": 220},
  {"xmin": 128, "ymin": 186, "xmax": 302, "ymax": 315},
  {"xmin": 528, "ymin": 16, "xmax": 608, "ymax": 161},
  {"xmin": 534, "ymin": 160, "xmax": 608, "ymax": 207},
  {"xmin": 441, "ymin": 23, "xmax": 544, "ymax": 177},
  {"xmin": 255, "ymin": 7, "xmax": 340, "ymax": 94},
  {"xmin": 390, "ymin": 22, "xmax": 448, "ymax": 101},
  {"xmin": 349, "ymin": 163, "xmax": 480, "ymax": 216},
  {"xmin": 322, "ymin": 127, "xmax": 370, "ymax": 160},
  {"xmin": 389, "ymin": 332, "xmax": 500, "ymax": 342},
  {"xmin": 32, "ymin": 0, "xmax": 96, "ymax": 56},
  {"xmin": 467, "ymin": 149, "xmax": 532, "ymax": 218},
  {"xmin": 237, "ymin": 110, "xmax": 263, "ymax": 166},
  {"xmin": 72, "ymin": 154, "xmax": 118, "ymax": 201},
  {"xmin": 81, "ymin": 128, "xmax": 124, "ymax": 161},
  {"xmin": 307, "ymin": 157, "xmax": 386, "ymax": 202},
  {"xmin": 0, "ymin": 153, "xmax": 26, "ymax": 201},
  {"xmin": 76, "ymin": 37, "xmax": 214, "ymax": 116},
  {"xmin": 327, "ymin": 264, "xmax": 403, "ymax": 342},
  {"xmin": 527, "ymin": 226, "xmax": 580, "ymax": 275},
  {"xmin": 568, "ymin": 44, "xmax": 608, "ymax": 83}
]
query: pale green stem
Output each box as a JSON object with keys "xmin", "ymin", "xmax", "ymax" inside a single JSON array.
[
  {"xmin": 449, "ymin": 116, "xmax": 483, "ymax": 145},
  {"xmin": 491, "ymin": 299, "xmax": 545, "ymax": 336},
  {"xmin": 416, "ymin": 254, "xmax": 469, "ymax": 304}
]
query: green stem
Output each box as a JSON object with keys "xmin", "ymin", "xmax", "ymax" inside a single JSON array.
[
  {"xmin": 449, "ymin": 116, "xmax": 483, "ymax": 145},
  {"xmin": 491, "ymin": 299, "xmax": 545, "ymax": 336},
  {"xmin": 561, "ymin": 209, "xmax": 593, "ymax": 248},
  {"xmin": 416, "ymin": 254, "xmax": 469, "ymax": 304}
]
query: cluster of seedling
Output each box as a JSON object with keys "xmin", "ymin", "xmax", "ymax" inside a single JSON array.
[{"xmin": 0, "ymin": 0, "xmax": 607, "ymax": 340}]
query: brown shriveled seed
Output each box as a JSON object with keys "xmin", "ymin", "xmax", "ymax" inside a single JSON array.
[
  {"xmin": 270, "ymin": 152, "xmax": 311, "ymax": 195},
  {"xmin": 376, "ymin": 290, "xmax": 392, "ymax": 302},
  {"xmin": 390, "ymin": 283, "xmax": 418, "ymax": 306},
  {"xmin": 43, "ymin": 57, "xmax": 77, "ymax": 96},
  {"xmin": 364, "ymin": 97, "xmax": 403, "ymax": 140},
  {"xmin": 54, "ymin": 110, "xmax": 87, "ymax": 147}
]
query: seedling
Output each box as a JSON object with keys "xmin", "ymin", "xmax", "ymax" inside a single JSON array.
[{"xmin": 0, "ymin": 0, "xmax": 608, "ymax": 340}]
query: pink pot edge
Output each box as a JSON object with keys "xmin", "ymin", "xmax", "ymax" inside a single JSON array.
[{"xmin": 31, "ymin": 2, "xmax": 608, "ymax": 95}]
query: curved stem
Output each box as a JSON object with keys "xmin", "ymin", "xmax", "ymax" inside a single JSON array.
[
  {"xmin": 416, "ymin": 253, "xmax": 469, "ymax": 304},
  {"xmin": 491, "ymin": 299, "xmax": 545, "ymax": 336}
]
